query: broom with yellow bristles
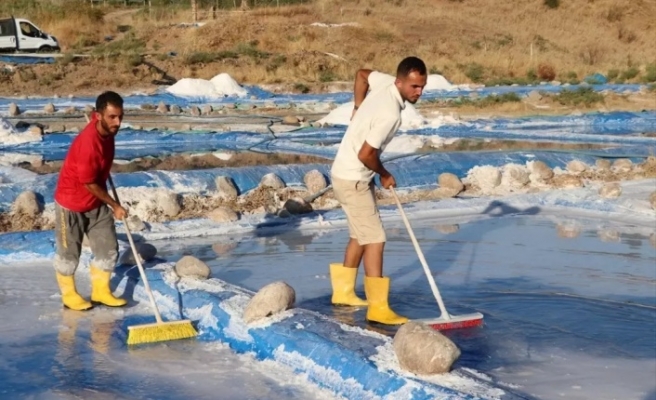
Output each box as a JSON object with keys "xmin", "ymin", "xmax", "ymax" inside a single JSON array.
[{"xmin": 107, "ymin": 174, "xmax": 197, "ymax": 345}]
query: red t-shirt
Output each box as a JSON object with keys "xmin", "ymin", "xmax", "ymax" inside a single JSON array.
[{"xmin": 54, "ymin": 116, "xmax": 115, "ymax": 213}]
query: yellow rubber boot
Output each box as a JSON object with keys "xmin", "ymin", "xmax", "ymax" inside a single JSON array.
[
  {"xmin": 329, "ymin": 263, "xmax": 368, "ymax": 306},
  {"xmin": 364, "ymin": 276, "xmax": 408, "ymax": 325},
  {"xmin": 90, "ymin": 266, "xmax": 127, "ymax": 307},
  {"xmin": 55, "ymin": 272, "xmax": 93, "ymax": 311}
]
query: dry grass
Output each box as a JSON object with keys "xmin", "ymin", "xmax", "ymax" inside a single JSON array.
[{"xmin": 2, "ymin": 0, "xmax": 656, "ymax": 96}]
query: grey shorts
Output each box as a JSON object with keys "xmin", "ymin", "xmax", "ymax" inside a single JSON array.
[
  {"xmin": 53, "ymin": 202, "xmax": 118, "ymax": 275},
  {"xmin": 332, "ymin": 175, "xmax": 386, "ymax": 245}
]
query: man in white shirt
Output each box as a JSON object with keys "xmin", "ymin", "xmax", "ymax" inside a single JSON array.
[{"xmin": 328, "ymin": 56, "xmax": 427, "ymax": 325}]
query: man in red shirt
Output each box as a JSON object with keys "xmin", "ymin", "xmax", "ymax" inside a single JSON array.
[{"xmin": 53, "ymin": 91, "xmax": 128, "ymax": 311}]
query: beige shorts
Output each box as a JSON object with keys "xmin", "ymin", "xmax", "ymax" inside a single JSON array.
[{"xmin": 331, "ymin": 175, "xmax": 386, "ymax": 245}]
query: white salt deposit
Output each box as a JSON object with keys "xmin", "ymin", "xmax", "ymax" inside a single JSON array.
[
  {"xmin": 0, "ymin": 117, "xmax": 42, "ymax": 146},
  {"xmin": 316, "ymin": 101, "xmax": 427, "ymax": 131},
  {"xmin": 166, "ymin": 73, "xmax": 248, "ymax": 98},
  {"xmin": 466, "ymin": 166, "xmax": 502, "ymax": 194},
  {"xmin": 0, "ymin": 164, "xmax": 39, "ymax": 184},
  {"xmin": 425, "ymin": 74, "xmax": 456, "ymax": 91}
]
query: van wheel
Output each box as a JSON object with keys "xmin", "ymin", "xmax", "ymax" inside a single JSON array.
[{"xmin": 38, "ymin": 46, "xmax": 54, "ymax": 53}]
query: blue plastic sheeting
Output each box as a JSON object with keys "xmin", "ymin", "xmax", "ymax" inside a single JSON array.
[
  {"xmin": 0, "ymin": 150, "xmax": 649, "ymax": 211},
  {"xmin": 3, "ymin": 109, "xmax": 656, "ymax": 160},
  {"xmin": 0, "ymin": 55, "xmax": 55, "ymax": 65},
  {"xmin": 112, "ymin": 267, "xmax": 485, "ymax": 400},
  {"xmin": 0, "ymin": 83, "xmax": 646, "ymax": 112},
  {"xmin": 462, "ymin": 111, "xmax": 656, "ymax": 133}
]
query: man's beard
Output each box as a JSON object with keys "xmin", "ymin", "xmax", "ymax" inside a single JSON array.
[{"xmin": 100, "ymin": 119, "xmax": 118, "ymax": 135}]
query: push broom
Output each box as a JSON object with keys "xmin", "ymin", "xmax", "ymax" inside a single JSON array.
[
  {"xmin": 389, "ymin": 187, "xmax": 484, "ymax": 330},
  {"xmin": 107, "ymin": 174, "xmax": 197, "ymax": 345}
]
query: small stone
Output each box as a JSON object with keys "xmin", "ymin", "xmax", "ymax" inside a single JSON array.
[
  {"xmin": 202, "ymin": 104, "xmax": 213, "ymax": 115},
  {"xmin": 282, "ymin": 115, "xmax": 300, "ymax": 125},
  {"xmin": 170, "ymin": 105, "xmax": 181, "ymax": 114},
  {"xmin": 174, "ymin": 255, "xmax": 211, "ymax": 280},
  {"xmin": 598, "ymin": 183, "xmax": 622, "ymax": 199},
  {"xmin": 8, "ymin": 103, "xmax": 20, "ymax": 116},
  {"xmin": 649, "ymin": 191, "xmax": 656, "ymax": 210},
  {"xmin": 393, "ymin": 321, "xmax": 461, "ymax": 375},
  {"xmin": 566, "ymin": 160, "xmax": 588, "ymax": 175},
  {"xmin": 63, "ymin": 106, "xmax": 77, "ymax": 114},
  {"xmin": 140, "ymin": 103, "xmax": 156, "ymax": 111},
  {"xmin": 28, "ymin": 125, "xmax": 43, "ymax": 136},
  {"xmin": 189, "ymin": 106, "xmax": 201, "ymax": 116},
  {"xmin": 260, "ymin": 173, "xmax": 285, "ymax": 189},
  {"xmin": 156, "ymin": 101, "xmax": 168, "ymax": 113},
  {"xmin": 84, "ymin": 104, "xmax": 95, "ymax": 114},
  {"xmin": 304, "ymin": 169, "xmax": 327, "ymax": 193},
  {"xmin": 207, "ymin": 206, "xmax": 239, "ymax": 222},
  {"xmin": 215, "ymin": 176, "xmax": 239, "ymax": 199},
  {"xmin": 243, "ymin": 281, "xmax": 296, "ymax": 324},
  {"xmin": 43, "ymin": 103, "xmax": 55, "ymax": 113},
  {"xmin": 436, "ymin": 224, "xmax": 459, "ymax": 234}
]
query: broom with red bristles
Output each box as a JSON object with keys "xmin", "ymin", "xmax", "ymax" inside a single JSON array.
[{"xmin": 390, "ymin": 187, "xmax": 484, "ymax": 331}]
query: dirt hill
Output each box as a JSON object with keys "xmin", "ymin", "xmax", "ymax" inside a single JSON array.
[{"xmin": 1, "ymin": 0, "xmax": 655, "ymax": 97}]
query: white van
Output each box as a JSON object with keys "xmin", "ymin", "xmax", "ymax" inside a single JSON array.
[{"xmin": 0, "ymin": 16, "xmax": 61, "ymax": 53}]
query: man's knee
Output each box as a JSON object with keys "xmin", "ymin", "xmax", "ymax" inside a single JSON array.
[
  {"xmin": 87, "ymin": 206, "xmax": 119, "ymax": 271},
  {"xmin": 54, "ymin": 254, "xmax": 79, "ymax": 275}
]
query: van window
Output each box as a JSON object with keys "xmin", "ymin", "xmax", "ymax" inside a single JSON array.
[{"xmin": 19, "ymin": 21, "xmax": 39, "ymax": 37}]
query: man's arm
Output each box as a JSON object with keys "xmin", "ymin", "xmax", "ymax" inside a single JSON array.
[
  {"xmin": 84, "ymin": 182, "xmax": 121, "ymax": 210},
  {"xmin": 357, "ymin": 141, "xmax": 390, "ymax": 178},
  {"xmin": 353, "ymin": 68, "xmax": 373, "ymax": 109}
]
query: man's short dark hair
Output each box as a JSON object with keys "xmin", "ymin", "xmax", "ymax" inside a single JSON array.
[
  {"xmin": 96, "ymin": 91, "xmax": 124, "ymax": 113},
  {"xmin": 396, "ymin": 56, "xmax": 427, "ymax": 78}
]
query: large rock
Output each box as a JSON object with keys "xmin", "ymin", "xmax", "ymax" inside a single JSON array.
[
  {"xmin": 282, "ymin": 197, "xmax": 313, "ymax": 215},
  {"xmin": 118, "ymin": 242, "xmax": 158, "ymax": 265},
  {"xmin": 8, "ymin": 103, "xmax": 20, "ymax": 116},
  {"xmin": 174, "ymin": 255, "xmax": 211, "ymax": 280},
  {"xmin": 393, "ymin": 321, "xmax": 461, "ymax": 375},
  {"xmin": 304, "ymin": 169, "xmax": 328, "ymax": 193},
  {"xmin": 595, "ymin": 159, "xmax": 611, "ymax": 171},
  {"xmin": 501, "ymin": 164, "xmax": 530, "ymax": 189},
  {"xmin": 566, "ymin": 160, "xmax": 588, "ymax": 175},
  {"xmin": 156, "ymin": 191, "xmax": 181, "ymax": 217},
  {"xmin": 260, "ymin": 173, "xmax": 285, "ymax": 189},
  {"xmin": 207, "ymin": 206, "xmax": 239, "ymax": 222},
  {"xmin": 215, "ymin": 175, "xmax": 239, "ymax": 200},
  {"xmin": 11, "ymin": 190, "xmax": 43, "ymax": 217},
  {"xmin": 126, "ymin": 214, "xmax": 146, "ymax": 232},
  {"xmin": 611, "ymin": 159, "xmax": 633, "ymax": 173},
  {"xmin": 527, "ymin": 160, "xmax": 554, "ymax": 182},
  {"xmin": 437, "ymin": 172, "xmax": 464, "ymax": 194},
  {"xmin": 243, "ymin": 281, "xmax": 296, "ymax": 324}
]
